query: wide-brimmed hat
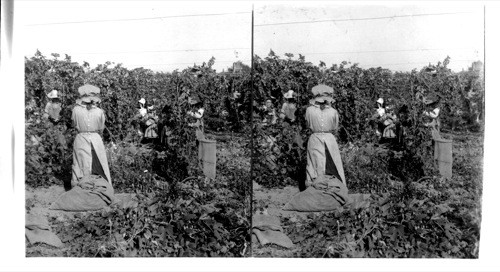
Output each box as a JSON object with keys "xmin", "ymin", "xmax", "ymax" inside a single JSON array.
[
  {"xmin": 78, "ymin": 84, "xmax": 101, "ymax": 103},
  {"xmin": 139, "ymin": 98, "xmax": 146, "ymax": 105},
  {"xmin": 47, "ymin": 89, "xmax": 59, "ymax": 99},
  {"xmin": 284, "ymin": 90, "xmax": 295, "ymax": 99},
  {"xmin": 309, "ymin": 84, "xmax": 334, "ymax": 104}
]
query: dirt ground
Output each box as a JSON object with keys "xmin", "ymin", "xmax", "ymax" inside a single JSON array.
[
  {"xmin": 25, "ymin": 136, "xmax": 247, "ymax": 257},
  {"xmin": 25, "ymin": 184, "xmax": 73, "ymax": 257},
  {"xmin": 25, "ymin": 184, "xmax": 132, "ymax": 257},
  {"xmin": 252, "ymin": 182, "xmax": 311, "ymax": 257}
]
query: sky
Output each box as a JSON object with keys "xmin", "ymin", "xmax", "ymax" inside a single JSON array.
[{"xmin": 17, "ymin": 1, "xmax": 484, "ymax": 73}]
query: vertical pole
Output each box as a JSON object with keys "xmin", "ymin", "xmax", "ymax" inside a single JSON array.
[{"xmin": 248, "ymin": 4, "xmax": 255, "ymax": 257}]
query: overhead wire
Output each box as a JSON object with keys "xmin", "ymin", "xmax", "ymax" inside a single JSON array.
[
  {"xmin": 24, "ymin": 9, "xmax": 252, "ymax": 69},
  {"xmin": 25, "ymin": 11, "xmax": 251, "ymax": 26},
  {"xmin": 75, "ymin": 47, "xmax": 250, "ymax": 55},
  {"xmin": 255, "ymin": 11, "xmax": 473, "ymax": 27}
]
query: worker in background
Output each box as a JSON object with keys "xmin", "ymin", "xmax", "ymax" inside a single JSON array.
[
  {"xmin": 423, "ymin": 94, "xmax": 441, "ymax": 140},
  {"xmin": 371, "ymin": 97, "xmax": 386, "ymax": 138},
  {"xmin": 381, "ymin": 104, "xmax": 397, "ymax": 145},
  {"xmin": 44, "ymin": 89, "xmax": 67, "ymax": 162},
  {"xmin": 422, "ymin": 94, "xmax": 442, "ymax": 169},
  {"xmin": 280, "ymin": 90, "xmax": 297, "ymax": 124},
  {"xmin": 187, "ymin": 94, "xmax": 206, "ymax": 169},
  {"xmin": 142, "ymin": 105, "xmax": 159, "ymax": 144},
  {"xmin": 135, "ymin": 98, "xmax": 148, "ymax": 137},
  {"xmin": 187, "ymin": 94, "xmax": 205, "ymax": 140}
]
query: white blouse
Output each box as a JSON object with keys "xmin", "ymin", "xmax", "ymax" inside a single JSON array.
[
  {"xmin": 188, "ymin": 108, "xmax": 204, "ymax": 119},
  {"xmin": 377, "ymin": 107, "xmax": 386, "ymax": 117},
  {"xmin": 305, "ymin": 105, "xmax": 339, "ymax": 133},
  {"xmin": 424, "ymin": 108, "xmax": 440, "ymax": 119}
]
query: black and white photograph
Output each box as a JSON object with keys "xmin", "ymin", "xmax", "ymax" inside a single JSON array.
[
  {"xmin": 0, "ymin": 0, "xmax": 499, "ymax": 271},
  {"xmin": 250, "ymin": 4, "xmax": 485, "ymax": 258},
  {"xmin": 20, "ymin": 1, "xmax": 252, "ymax": 258}
]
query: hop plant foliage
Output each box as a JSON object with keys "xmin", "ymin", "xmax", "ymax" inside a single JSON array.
[{"xmin": 25, "ymin": 51, "xmax": 482, "ymax": 258}]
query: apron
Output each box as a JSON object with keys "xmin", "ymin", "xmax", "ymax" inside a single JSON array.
[{"xmin": 306, "ymin": 132, "xmax": 346, "ymax": 186}]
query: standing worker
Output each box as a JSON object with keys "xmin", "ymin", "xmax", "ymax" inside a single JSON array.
[
  {"xmin": 187, "ymin": 94, "xmax": 205, "ymax": 140},
  {"xmin": 44, "ymin": 89, "xmax": 62, "ymax": 123},
  {"xmin": 422, "ymin": 94, "xmax": 442, "ymax": 169},
  {"xmin": 370, "ymin": 97, "xmax": 386, "ymax": 138},
  {"xmin": 280, "ymin": 90, "xmax": 297, "ymax": 124},
  {"xmin": 71, "ymin": 84, "xmax": 112, "ymax": 188},
  {"xmin": 280, "ymin": 89, "xmax": 303, "ymax": 147},
  {"xmin": 380, "ymin": 104, "xmax": 398, "ymax": 145},
  {"xmin": 135, "ymin": 98, "xmax": 148, "ymax": 137},
  {"xmin": 187, "ymin": 94, "xmax": 206, "ymax": 170},
  {"xmin": 423, "ymin": 94, "xmax": 441, "ymax": 140},
  {"xmin": 44, "ymin": 89, "xmax": 67, "ymax": 162},
  {"xmin": 305, "ymin": 85, "xmax": 346, "ymax": 188}
]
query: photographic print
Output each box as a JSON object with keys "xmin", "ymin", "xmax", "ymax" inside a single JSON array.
[
  {"xmin": 6, "ymin": 0, "xmax": 494, "ymax": 266},
  {"xmin": 250, "ymin": 4, "xmax": 484, "ymax": 258},
  {"xmin": 21, "ymin": 1, "xmax": 252, "ymax": 257}
]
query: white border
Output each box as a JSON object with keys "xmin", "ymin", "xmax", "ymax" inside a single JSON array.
[{"xmin": 1, "ymin": 1, "xmax": 498, "ymax": 271}]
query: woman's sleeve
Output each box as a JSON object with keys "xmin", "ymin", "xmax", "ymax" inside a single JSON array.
[
  {"xmin": 305, "ymin": 107, "xmax": 312, "ymax": 127},
  {"xmin": 99, "ymin": 109, "xmax": 105, "ymax": 130},
  {"xmin": 428, "ymin": 108, "xmax": 440, "ymax": 118}
]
